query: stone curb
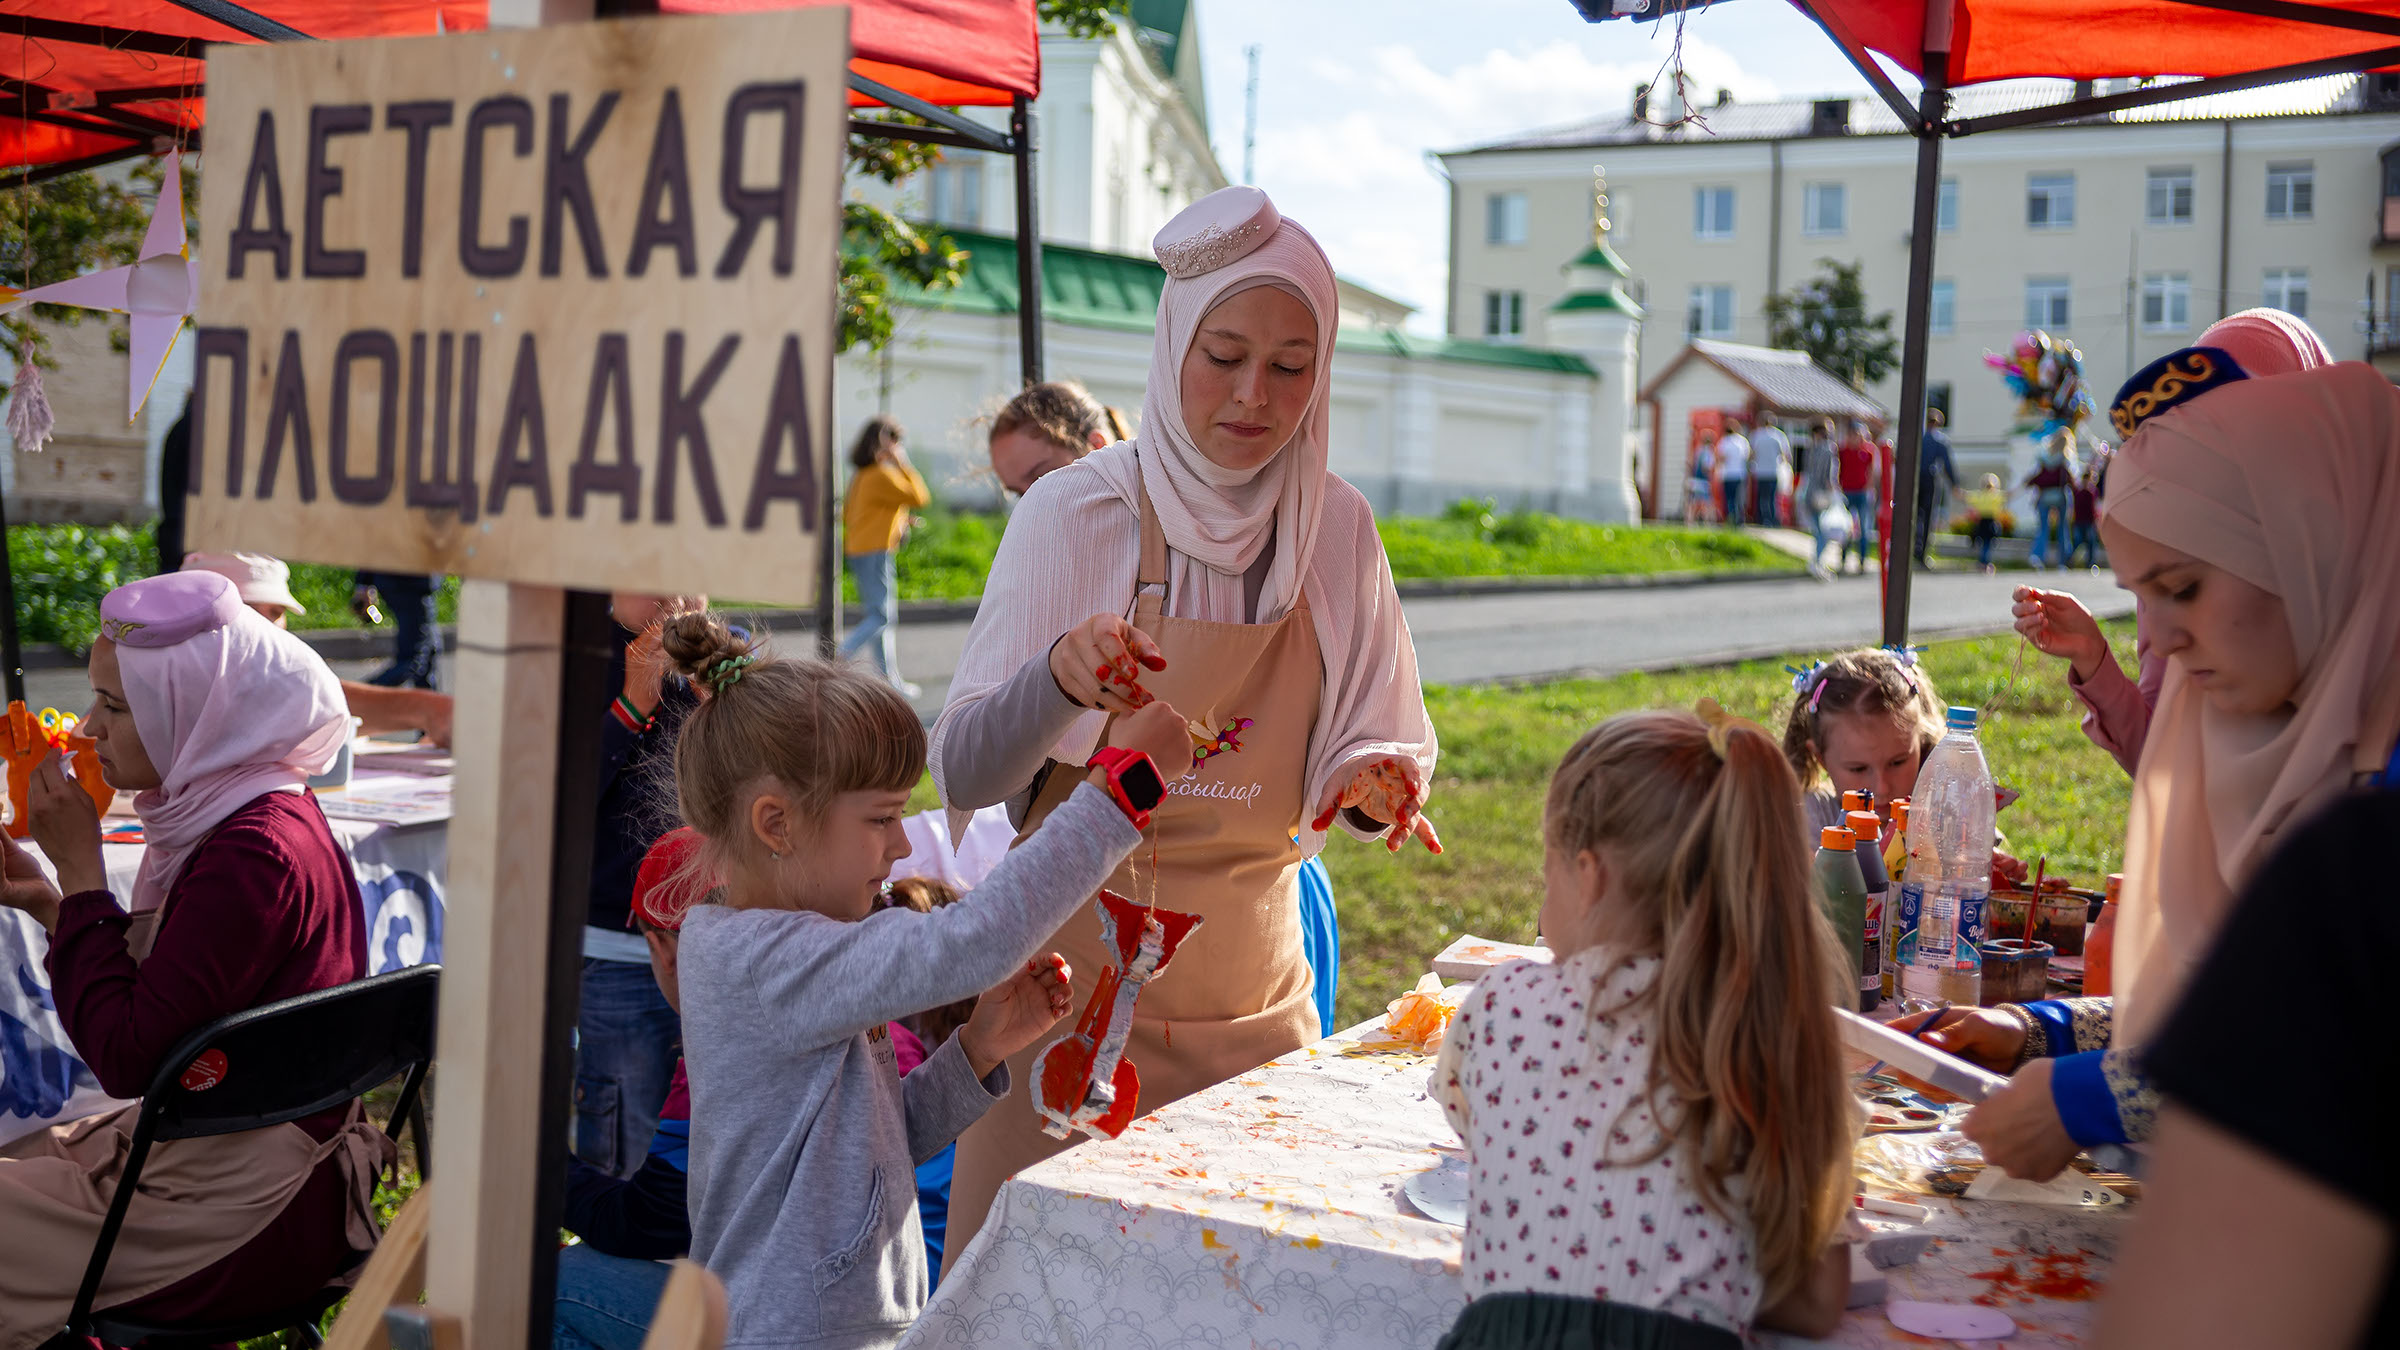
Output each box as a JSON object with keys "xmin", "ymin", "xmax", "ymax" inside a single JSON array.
[{"xmin": 13, "ymin": 565, "xmax": 1810, "ymax": 667}]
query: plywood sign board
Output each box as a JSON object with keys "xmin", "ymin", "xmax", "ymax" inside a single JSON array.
[{"xmin": 189, "ymin": 9, "xmax": 847, "ymax": 604}]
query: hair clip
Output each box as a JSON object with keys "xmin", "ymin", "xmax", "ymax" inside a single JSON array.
[
  {"xmin": 1694, "ymin": 697, "xmax": 1767, "ymax": 762},
  {"xmin": 706, "ymin": 653, "xmax": 756, "ymax": 693}
]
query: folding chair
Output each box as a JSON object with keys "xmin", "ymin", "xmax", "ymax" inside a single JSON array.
[{"xmin": 44, "ymin": 964, "xmax": 440, "ymax": 1350}]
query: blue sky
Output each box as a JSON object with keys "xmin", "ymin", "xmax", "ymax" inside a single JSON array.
[{"xmin": 1190, "ymin": 0, "xmax": 1880, "ymax": 332}]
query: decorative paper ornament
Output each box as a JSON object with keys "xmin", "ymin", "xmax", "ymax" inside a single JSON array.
[
  {"xmin": 1032, "ymin": 890, "xmax": 1205, "ymax": 1141},
  {"xmin": 5, "ymin": 356, "xmax": 55, "ymax": 453},
  {"xmin": 0, "ymin": 150, "xmax": 198, "ymax": 423}
]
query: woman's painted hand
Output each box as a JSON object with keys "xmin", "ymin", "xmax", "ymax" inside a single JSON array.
[
  {"xmin": 2011, "ymin": 587, "xmax": 2110, "ymax": 681},
  {"xmin": 1102, "ymin": 701, "xmax": 1195, "ymax": 784},
  {"xmin": 26, "ymin": 750, "xmax": 104, "ymax": 899},
  {"xmin": 1049, "ymin": 614, "xmax": 1166, "ymax": 715},
  {"xmin": 0, "ymin": 827, "xmax": 64, "ymax": 929},
  {"xmin": 1960, "ymin": 1059, "xmax": 2081, "ymax": 1181},
  {"xmin": 1312, "ymin": 756, "xmax": 1441, "ymax": 854},
  {"xmin": 959, "ymin": 953, "xmax": 1074, "ymax": 1078},
  {"xmin": 1919, "ymin": 1005, "xmax": 2030, "ymax": 1073}
]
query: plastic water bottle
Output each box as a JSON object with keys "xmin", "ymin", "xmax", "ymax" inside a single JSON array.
[
  {"xmin": 1896, "ymin": 708, "xmax": 1996, "ymax": 1008},
  {"xmin": 1812, "ymin": 827, "xmax": 1869, "ymax": 1012},
  {"xmin": 1846, "ymin": 810, "xmax": 1889, "ymax": 1013}
]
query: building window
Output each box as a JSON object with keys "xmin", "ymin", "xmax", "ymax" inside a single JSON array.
[
  {"xmin": 2141, "ymin": 272, "xmax": 2192, "ymax": 330},
  {"xmin": 2027, "ymin": 174, "xmax": 2076, "ymax": 229},
  {"xmin": 1694, "ymin": 186, "xmax": 1735, "ymax": 240},
  {"xmin": 2262, "ymin": 267, "xmax": 2309, "ymax": 319},
  {"xmin": 2266, "ymin": 162, "xmax": 2314, "ymax": 222},
  {"xmin": 1936, "ymin": 177, "xmax": 1959, "ymax": 233},
  {"xmin": 925, "ymin": 157, "xmax": 983, "ymax": 228},
  {"xmin": 1483, "ymin": 289, "xmax": 1525, "ymax": 339},
  {"xmin": 1929, "ymin": 279, "xmax": 1956, "ymax": 336},
  {"xmin": 1802, "ymin": 182, "xmax": 1847, "ymax": 237},
  {"xmin": 1689, "ymin": 284, "xmax": 1736, "ymax": 338},
  {"xmin": 2146, "ymin": 168, "xmax": 2195, "ymax": 226},
  {"xmin": 1927, "ymin": 381, "xmax": 1954, "ymax": 425},
  {"xmin": 2025, "ymin": 276, "xmax": 2071, "ymax": 329},
  {"xmin": 1486, "ymin": 191, "xmax": 1529, "ymax": 246}
]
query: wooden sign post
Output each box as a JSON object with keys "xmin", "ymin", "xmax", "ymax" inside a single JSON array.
[{"xmin": 189, "ymin": 10, "xmax": 848, "ymax": 1346}]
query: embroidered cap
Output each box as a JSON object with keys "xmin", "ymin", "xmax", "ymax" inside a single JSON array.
[
  {"xmin": 98, "ymin": 570, "xmax": 246, "ymax": 647},
  {"xmin": 1154, "ymin": 186, "xmax": 1280, "ymax": 279},
  {"xmin": 2109, "ymin": 345, "xmax": 2250, "ymax": 440}
]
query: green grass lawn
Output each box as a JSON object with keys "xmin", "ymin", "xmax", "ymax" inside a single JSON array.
[{"xmin": 1313, "ymin": 621, "xmax": 2134, "ymax": 1030}]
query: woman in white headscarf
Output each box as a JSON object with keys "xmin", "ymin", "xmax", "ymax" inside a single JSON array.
[{"xmin": 929, "ymin": 187, "xmax": 1438, "ymax": 1264}]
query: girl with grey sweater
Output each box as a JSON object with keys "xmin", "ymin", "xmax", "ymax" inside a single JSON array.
[{"xmin": 653, "ymin": 614, "xmax": 1193, "ymax": 1350}]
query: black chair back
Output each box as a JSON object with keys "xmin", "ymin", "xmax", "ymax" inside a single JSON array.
[{"xmin": 141, "ymin": 965, "xmax": 439, "ymax": 1140}]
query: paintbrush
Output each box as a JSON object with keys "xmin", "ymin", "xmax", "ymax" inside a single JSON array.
[
  {"xmin": 2021, "ymin": 857, "xmax": 2048, "ymax": 943},
  {"xmin": 1863, "ymin": 1007, "xmax": 1949, "ymax": 1080}
]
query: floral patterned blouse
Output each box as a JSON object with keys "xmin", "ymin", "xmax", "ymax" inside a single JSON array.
[{"xmin": 1432, "ymin": 949, "xmax": 1762, "ymax": 1334}]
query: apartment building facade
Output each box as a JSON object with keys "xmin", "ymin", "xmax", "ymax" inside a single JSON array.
[{"xmin": 1437, "ymin": 75, "xmax": 2400, "ymax": 500}]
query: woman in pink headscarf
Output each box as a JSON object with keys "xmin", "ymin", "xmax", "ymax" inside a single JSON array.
[
  {"xmin": 1923, "ymin": 358, "xmax": 2400, "ymax": 1180},
  {"xmin": 2012, "ymin": 309, "xmax": 2333, "ymax": 773},
  {"xmin": 0, "ymin": 570, "xmax": 389, "ymax": 1344}
]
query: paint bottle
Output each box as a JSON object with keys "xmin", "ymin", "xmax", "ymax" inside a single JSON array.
[
  {"xmin": 1847, "ymin": 810, "xmax": 1890, "ymax": 1013},
  {"xmin": 1881, "ymin": 799, "xmax": 1910, "ymax": 1001},
  {"xmin": 2085, "ymin": 873, "xmax": 2122, "ymax": 998},
  {"xmin": 1813, "ymin": 826, "xmax": 1871, "ymax": 1013},
  {"xmin": 1842, "ymin": 789, "xmax": 1876, "ymax": 817}
]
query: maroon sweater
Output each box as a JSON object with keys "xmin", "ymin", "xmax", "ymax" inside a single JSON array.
[{"xmin": 45, "ymin": 791, "xmax": 369, "ymax": 1323}]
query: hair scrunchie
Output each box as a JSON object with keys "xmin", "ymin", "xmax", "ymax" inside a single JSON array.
[
  {"xmin": 1694, "ymin": 697, "xmax": 1767, "ymax": 762},
  {"xmin": 707, "ymin": 653, "xmax": 756, "ymax": 694}
]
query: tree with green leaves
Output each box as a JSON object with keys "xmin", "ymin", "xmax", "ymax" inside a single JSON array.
[{"xmin": 1763, "ymin": 257, "xmax": 1898, "ymax": 391}]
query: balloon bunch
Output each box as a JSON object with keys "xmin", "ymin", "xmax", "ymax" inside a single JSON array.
[
  {"xmin": 4, "ymin": 702, "xmax": 115, "ymax": 838},
  {"xmin": 1983, "ymin": 330, "xmax": 2094, "ymax": 439}
]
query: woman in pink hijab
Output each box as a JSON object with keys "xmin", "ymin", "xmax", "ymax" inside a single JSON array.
[
  {"xmin": 2011, "ymin": 309, "xmax": 2333, "ymax": 773},
  {"xmin": 1925, "ymin": 358, "xmax": 2400, "ymax": 1180},
  {"xmin": 0, "ymin": 570, "xmax": 389, "ymax": 1343}
]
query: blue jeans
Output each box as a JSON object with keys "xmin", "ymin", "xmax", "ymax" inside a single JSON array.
[
  {"xmin": 1973, "ymin": 520, "xmax": 1999, "ymax": 568},
  {"xmin": 839, "ymin": 550, "xmax": 901, "ymax": 683},
  {"xmin": 575, "ymin": 957, "xmax": 682, "ymax": 1178},
  {"xmin": 1750, "ymin": 479, "xmax": 1776, "ymax": 526},
  {"xmin": 2068, "ymin": 520, "xmax": 2100, "ymax": 568},
  {"xmin": 2032, "ymin": 492, "xmax": 2068, "ymax": 564},
  {"xmin": 1719, "ymin": 479, "xmax": 1745, "ymax": 523},
  {"xmin": 553, "ymin": 1245, "xmax": 673, "ymax": 1350},
  {"xmin": 362, "ymin": 572, "xmax": 441, "ymax": 689},
  {"xmin": 1843, "ymin": 491, "xmax": 1874, "ymax": 568}
]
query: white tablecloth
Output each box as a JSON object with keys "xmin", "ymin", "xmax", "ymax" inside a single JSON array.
[
  {"xmin": 907, "ymin": 1017, "xmax": 2127, "ymax": 1350},
  {"xmin": 0, "ymin": 768, "xmax": 449, "ymax": 1149}
]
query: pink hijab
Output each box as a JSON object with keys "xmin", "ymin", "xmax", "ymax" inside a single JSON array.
[
  {"xmin": 2105, "ymin": 362, "xmax": 2400, "ymax": 1042},
  {"xmin": 102, "ymin": 571, "xmax": 351, "ymax": 912}
]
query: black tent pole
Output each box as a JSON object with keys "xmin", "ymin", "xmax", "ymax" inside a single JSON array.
[
  {"xmin": 1012, "ymin": 94, "xmax": 1044, "ymax": 386},
  {"xmin": 1882, "ymin": 3, "xmax": 1953, "ymax": 648}
]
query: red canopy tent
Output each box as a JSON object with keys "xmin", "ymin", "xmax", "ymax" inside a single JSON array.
[{"xmin": 1575, "ymin": 0, "xmax": 2400, "ymax": 644}]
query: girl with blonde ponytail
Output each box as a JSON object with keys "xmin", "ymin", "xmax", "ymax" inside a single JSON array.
[{"xmin": 1433, "ymin": 706, "xmax": 1858, "ymax": 1348}]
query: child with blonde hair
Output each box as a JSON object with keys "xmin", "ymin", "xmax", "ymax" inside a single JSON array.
[
  {"xmin": 1780, "ymin": 648, "xmax": 1947, "ymax": 834},
  {"xmin": 1433, "ymin": 707, "xmax": 1857, "ymax": 1347},
  {"xmin": 656, "ymin": 613, "xmax": 1192, "ymax": 1349}
]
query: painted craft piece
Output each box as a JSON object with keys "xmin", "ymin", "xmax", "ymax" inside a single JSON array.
[
  {"xmin": 4, "ymin": 702, "xmax": 116, "ymax": 838},
  {"xmin": 1187, "ymin": 716, "xmax": 1253, "ymax": 764},
  {"xmin": 1033, "ymin": 890, "xmax": 1204, "ymax": 1141}
]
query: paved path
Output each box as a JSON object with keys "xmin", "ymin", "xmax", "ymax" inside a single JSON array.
[{"xmin": 14, "ymin": 567, "xmax": 2133, "ymax": 716}]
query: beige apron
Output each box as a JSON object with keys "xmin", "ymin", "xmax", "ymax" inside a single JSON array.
[
  {"xmin": 944, "ymin": 457, "xmax": 1324, "ymax": 1272},
  {"xmin": 0, "ymin": 902, "xmax": 392, "ymax": 1350}
]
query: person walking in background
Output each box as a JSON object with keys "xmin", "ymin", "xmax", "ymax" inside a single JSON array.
[
  {"xmin": 839, "ymin": 415, "xmax": 932, "ymax": 698},
  {"xmin": 2068, "ymin": 460, "xmax": 2103, "ymax": 569},
  {"xmin": 1915, "ymin": 408, "xmax": 1957, "ymax": 569},
  {"xmin": 1836, "ymin": 419, "xmax": 1877, "ymax": 573},
  {"xmin": 154, "ymin": 400, "xmax": 192, "ymax": 574},
  {"xmin": 1749, "ymin": 418, "xmax": 1790, "ymax": 526},
  {"xmin": 1684, "ymin": 432, "xmax": 1719, "ymax": 525},
  {"xmin": 353, "ymin": 571, "xmax": 442, "ymax": 689},
  {"xmin": 1798, "ymin": 420, "xmax": 1839, "ymax": 580},
  {"xmin": 2022, "ymin": 429, "xmax": 2076, "ymax": 569},
  {"xmin": 1716, "ymin": 416, "xmax": 1750, "ymax": 526},
  {"xmin": 1967, "ymin": 473, "xmax": 2007, "ymax": 573}
]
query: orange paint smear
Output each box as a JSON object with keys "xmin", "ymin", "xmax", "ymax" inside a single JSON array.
[{"xmin": 1969, "ymin": 1249, "xmax": 2100, "ymax": 1305}]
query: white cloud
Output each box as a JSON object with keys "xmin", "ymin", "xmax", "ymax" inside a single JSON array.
[{"xmin": 1241, "ymin": 35, "xmax": 1780, "ymax": 330}]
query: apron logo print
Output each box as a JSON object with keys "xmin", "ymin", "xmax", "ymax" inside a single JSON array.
[
  {"xmin": 180, "ymin": 1048, "xmax": 229, "ymax": 1092},
  {"xmin": 1188, "ymin": 716, "xmax": 1255, "ymax": 764}
]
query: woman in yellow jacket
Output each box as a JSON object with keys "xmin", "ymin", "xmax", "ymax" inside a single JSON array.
[{"xmin": 840, "ymin": 415, "xmax": 932, "ymax": 695}]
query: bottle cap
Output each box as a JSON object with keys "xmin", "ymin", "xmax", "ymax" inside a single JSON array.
[
  {"xmin": 1847, "ymin": 811, "xmax": 1882, "ymax": 841},
  {"xmin": 2105, "ymin": 872, "xmax": 2122, "ymax": 903},
  {"xmin": 1820, "ymin": 826, "xmax": 1856, "ymax": 851},
  {"xmin": 1946, "ymin": 706, "xmax": 1978, "ymax": 730},
  {"xmin": 1890, "ymin": 799, "xmax": 1910, "ymax": 828},
  {"xmin": 1841, "ymin": 790, "xmax": 1874, "ymax": 813}
]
